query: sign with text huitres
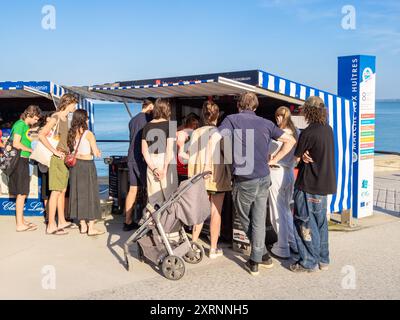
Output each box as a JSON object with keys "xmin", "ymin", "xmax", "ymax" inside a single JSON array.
[{"xmin": 338, "ymin": 55, "xmax": 376, "ymax": 219}]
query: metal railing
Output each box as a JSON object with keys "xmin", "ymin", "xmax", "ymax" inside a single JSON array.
[
  {"xmin": 375, "ymin": 150, "xmax": 400, "ymax": 156},
  {"xmin": 97, "ymin": 140, "xmax": 130, "ymax": 143},
  {"xmin": 94, "ymin": 140, "xmax": 129, "ymax": 170}
]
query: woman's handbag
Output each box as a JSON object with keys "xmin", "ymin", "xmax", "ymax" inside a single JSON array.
[
  {"xmin": 64, "ymin": 134, "xmax": 84, "ymax": 168},
  {"xmin": 30, "ymin": 120, "xmax": 60, "ymax": 168},
  {"xmin": 0, "ymin": 130, "xmax": 21, "ymax": 176}
]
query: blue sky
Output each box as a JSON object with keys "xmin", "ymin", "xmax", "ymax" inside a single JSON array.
[{"xmin": 0, "ymin": 0, "xmax": 399, "ymax": 98}]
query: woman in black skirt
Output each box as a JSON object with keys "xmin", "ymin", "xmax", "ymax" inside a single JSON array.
[{"xmin": 67, "ymin": 110, "xmax": 104, "ymax": 236}]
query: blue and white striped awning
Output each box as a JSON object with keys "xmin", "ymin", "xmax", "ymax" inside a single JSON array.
[
  {"xmin": 65, "ymin": 86, "xmax": 138, "ymax": 103},
  {"xmin": 0, "ymin": 81, "xmax": 95, "ymax": 131},
  {"xmin": 89, "ymin": 77, "xmax": 258, "ymax": 100},
  {"xmin": 257, "ymin": 70, "xmax": 353, "ymax": 213},
  {"xmin": 0, "ymin": 81, "xmax": 54, "ymax": 99},
  {"xmin": 327, "ymin": 96, "xmax": 353, "ymax": 214},
  {"xmin": 0, "ymin": 81, "xmax": 67, "ymax": 101}
]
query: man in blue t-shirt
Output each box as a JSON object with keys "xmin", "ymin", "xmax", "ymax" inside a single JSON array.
[
  {"xmin": 218, "ymin": 92, "xmax": 296, "ymax": 276},
  {"xmin": 124, "ymin": 99, "xmax": 154, "ymax": 232}
]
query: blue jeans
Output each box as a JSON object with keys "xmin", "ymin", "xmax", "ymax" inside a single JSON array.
[
  {"xmin": 292, "ymin": 189, "xmax": 330, "ymax": 269},
  {"xmin": 232, "ymin": 176, "xmax": 271, "ymax": 263}
]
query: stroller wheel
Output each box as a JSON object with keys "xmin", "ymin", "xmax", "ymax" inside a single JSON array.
[
  {"xmin": 137, "ymin": 245, "xmax": 144, "ymax": 262},
  {"xmin": 161, "ymin": 256, "xmax": 185, "ymax": 281},
  {"xmin": 183, "ymin": 242, "xmax": 204, "ymax": 264}
]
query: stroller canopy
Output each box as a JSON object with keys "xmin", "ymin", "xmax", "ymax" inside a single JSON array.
[{"xmin": 162, "ymin": 178, "xmax": 211, "ymax": 233}]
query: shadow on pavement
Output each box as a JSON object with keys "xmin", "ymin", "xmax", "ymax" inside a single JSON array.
[
  {"xmin": 374, "ymin": 206, "xmax": 400, "ymax": 218},
  {"xmin": 104, "ymin": 215, "xmax": 132, "ymax": 270}
]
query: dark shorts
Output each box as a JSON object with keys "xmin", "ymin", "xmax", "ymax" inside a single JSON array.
[
  {"xmin": 178, "ymin": 174, "xmax": 188, "ymax": 185},
  {"xmin": 8, "ymin": 157, "xmax": 30, "ymax": 196},
  {"xmin": 40, "ymin": 171, "xmax": 51, "ymax": 200},
  {"xmin": 128, "ymin": 161, "xmax": 146, "ymax": 187}
]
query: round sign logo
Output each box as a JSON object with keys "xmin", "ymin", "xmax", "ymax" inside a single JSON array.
[{"xmin": 362, "ymin": 68, "xmax": 373, "ymax": 82}]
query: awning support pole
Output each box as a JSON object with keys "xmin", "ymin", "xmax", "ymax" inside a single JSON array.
[
  {"xmin": 50, "ymin": 94, "xmax": 58, "ymax": 110},
  {"xmin": 123, "ymin": 101, "xmax": 133, "ymax": 119}
]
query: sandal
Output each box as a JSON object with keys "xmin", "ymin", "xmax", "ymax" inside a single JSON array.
[
  {"xmin": 16, "ymin": 225, "xmax": 37, "ymax": 232},
  {"xmin": 80, "ymin": 225, "xmax": 88, "ymax": 234},
  {"xmin": 25, "ymin": 223, "xmax": 38, "ymax": 231},
  {"xmin": 24, "ymin": 221, "xmax": 36, "ymax": 227},
  {"xmin": 46, "ymin": 228, "xmax": 69, "ymax": 236},
  {"xmin": 59, "ymin": 223, "xmax": 79, "ymax": 230},
  {"xmin": 87, "ymin": 229, "xmax": 105, "ymax": 237}
]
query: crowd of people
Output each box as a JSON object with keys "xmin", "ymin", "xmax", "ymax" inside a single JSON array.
[
  {"xmin": 9, "ymin": 93, "xmax": 104, "ymax": 236},
  {"xmin": 125, "ymin": 93, "xmax": 336, "ymax": 274},
  {"xmin": 7, "ymin": 91, "xmax": 336, "ymax": 275}
]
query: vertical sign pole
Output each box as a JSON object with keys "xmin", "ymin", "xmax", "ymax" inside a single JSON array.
[{"xmin": 338, "ymin": 55, "xmax": 376, "ymax": 219}]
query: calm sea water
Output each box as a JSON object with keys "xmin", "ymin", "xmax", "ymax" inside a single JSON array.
[
  {"xmin": 375, "ymin": 101, "xmax": 400, "ymax": 153},
  {"xmin": 93, "ymin": 101, "xmax": 400, "ymax": 177},
  {"xmin": 94, "ymin": 103, "xmax": 140, "ymax": 177}
]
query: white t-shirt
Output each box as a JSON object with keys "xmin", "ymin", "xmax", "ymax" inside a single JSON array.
[{"xmin": 269, "ymin": 128, "xmax": 299, "ymax": 169}]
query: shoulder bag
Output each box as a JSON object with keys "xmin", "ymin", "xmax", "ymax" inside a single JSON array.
[
  {"xmin": 30, "ymin": 118, "xmax": 60, "ymax": 167},
  {"xmin": 64, "ymin": 133, "xmax": 84, "ymax": 168}
]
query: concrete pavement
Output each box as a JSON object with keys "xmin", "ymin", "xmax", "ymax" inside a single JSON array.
[
  {"xmin": 374, "ymin": 170, "xmax": 400, "ymax": 215},
  {"xmin": 1, "ymin": 212, "xmax": 399, "ymax": 300},
  {"xmin": 1, "ymin": 160, "xmax": 399, "ymax": 300}
]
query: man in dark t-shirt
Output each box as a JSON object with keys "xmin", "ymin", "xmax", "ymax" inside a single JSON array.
[
  {"xmin": 124, "ymin": 100, "xmax": 154, "ymax": 232},
  {"xmin": 290, "ymin": 96, "xmax": 337, "ymax": 273}
]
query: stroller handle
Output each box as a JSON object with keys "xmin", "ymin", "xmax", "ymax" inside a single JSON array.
[{"xmin": 192, "ymin": 171, "xmax": 212, "ymax": 184}]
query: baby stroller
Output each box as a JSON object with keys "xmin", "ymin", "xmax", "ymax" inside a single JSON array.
[{"xmin": 124, "ymin": 172, "xmax": 211, "ymax": 280}]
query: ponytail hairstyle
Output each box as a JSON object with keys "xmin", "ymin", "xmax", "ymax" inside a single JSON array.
[
  {"xmin": 67, "ymin": 109, "xmax": 88, "ymax": 152},
  {"xmin": 201, "ymin": 101, "xmax": 220, "ymax": 126},
  {"xmin": 57, "ymin": 93, "xmax": 78, "ymax": 112},
  {"xmin": 275, "ymin": 106, "xmax": 298, "ymax": 141}
]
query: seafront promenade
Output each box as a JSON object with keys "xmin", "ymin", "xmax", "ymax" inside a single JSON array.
[
  {"xmin": 0, "ymin": 155, "xmax": 399, "ymax": 300},
  {"xmin": 374, "ymin": 155, "xmax": 400, "ymax": 215}
]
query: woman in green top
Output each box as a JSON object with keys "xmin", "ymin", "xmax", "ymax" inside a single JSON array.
[
  {"xmin": 39, "ymin": 93, "xmax": 78, "ymax": 235},
  {"xmin": 9, "ymin": 105, "xmax": 41, "ymax": 232}
]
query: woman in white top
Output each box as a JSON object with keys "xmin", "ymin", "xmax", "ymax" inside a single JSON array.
[
  {"xmin": 268, "ymin": 106, "xmax": 299, "ymax": 259},
  {"xmin": 67, "ymin": 110, "xmax": 104, "ymax": 236}
]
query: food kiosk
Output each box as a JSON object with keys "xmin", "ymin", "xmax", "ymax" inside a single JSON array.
[
  {"xmin": 69, "ymin": 65, "xmax": 355, "ymax": 249},
  {"xmin": 87, "ymin": 69, "xmax": 354, "ymax": 214}
]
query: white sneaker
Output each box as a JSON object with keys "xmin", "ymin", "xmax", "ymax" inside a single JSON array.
[
  {"xmin": 209, "ymin": 248, "xmax": 223, "ymax": 259},
  {"xmin": 319, "ymin": 263, "xmax": 329, "ymax": 271}
]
